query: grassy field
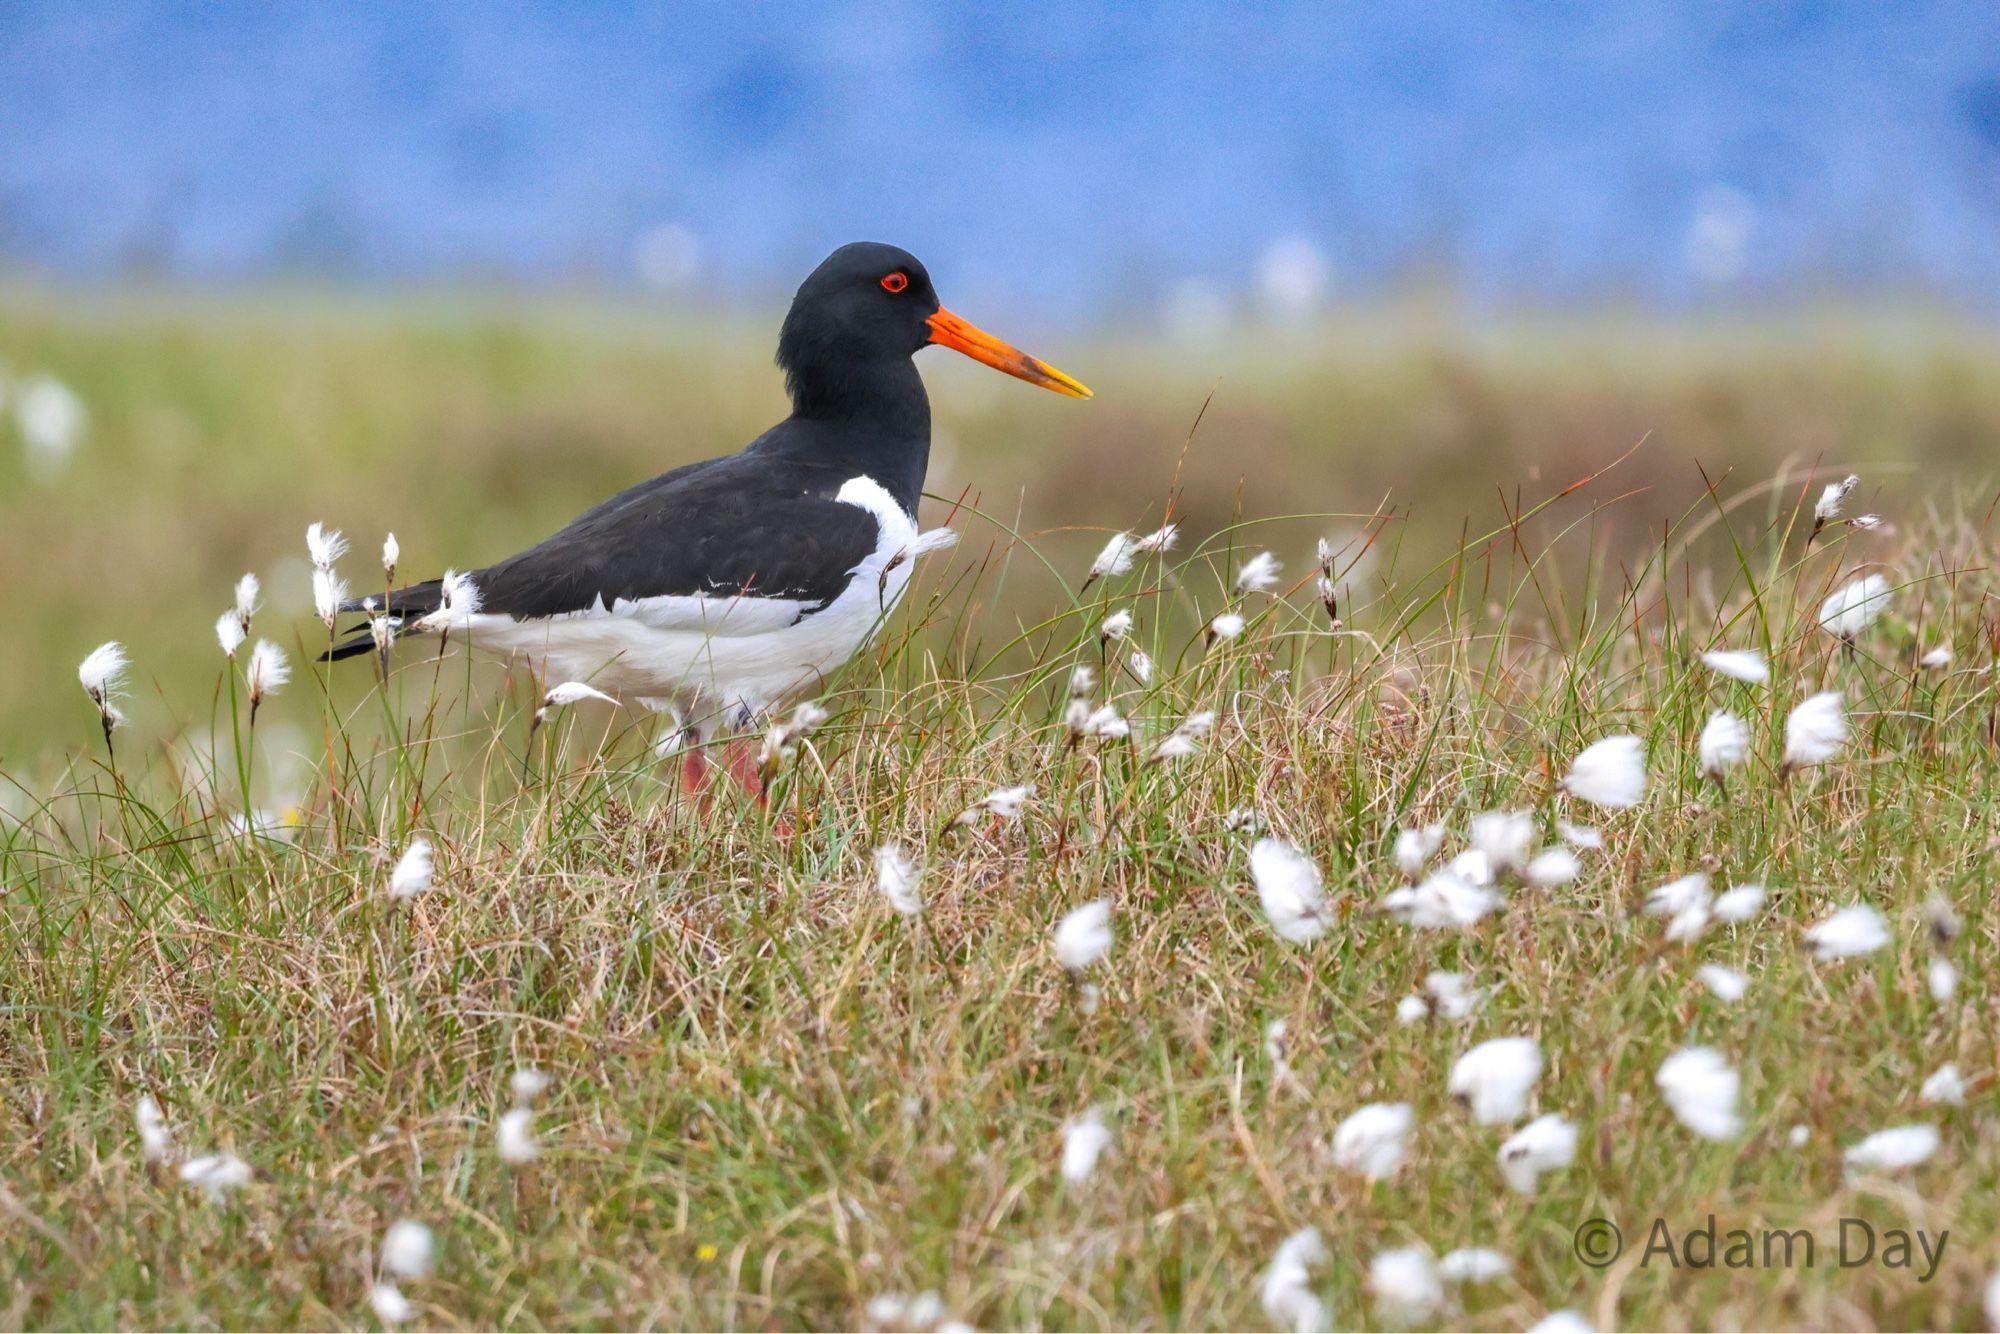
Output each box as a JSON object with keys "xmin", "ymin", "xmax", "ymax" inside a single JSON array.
[{"xmin": 3, "ymin": 293, "xmax": 2000, "ymax": 1330}]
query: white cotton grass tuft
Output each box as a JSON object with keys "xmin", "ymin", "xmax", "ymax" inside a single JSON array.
[
  {"xmin": 1125, "ymin": 648, "xmax": 1154, "ymax": 685},
  {"xmin": 1330, "ymin": 1102, "xmax": 1413, "ymax": 1181},
  {"xmin": 1814, "ymin": 473, "xmax": 1859, "ymax": 524},
  {"xmin": 368, "ymin": 1283, "xmax": 415, "ymax": 1324},
  {"xmin": 305, "ymin": 521, "xmax": 349, "ymax": 569},
  {"xmin": 381, "ymin": 532, "xmax": 400, "ymax": 577},
  {"xmin": 1393, "ymin": 823, "xmax": 1446, "ymax": 878},
  {"xmin": 1425, "ymin": 971, "xmax": 1485, "ymax": 1020},
  {"xmin": 1927, "ymin": 957, "xmax": 1958, "ymax": 1004},
  {"xmin": 1918, "ymin": 644, "xmax": 1952, "ymax": 670},
  {"xmin": 1696, "ymin": 964, "xmax": 1750, "ymax": 1003},
  {"xmin": 1448, "ymin": 1037, "xmax": 1543, "ymax": 1125},
  {"xmin": 1817, "ymin": 574, "xmax": 1891, "ymax": 641},
  {"xmin": 509, "ymin": 1068, "xmax": 551, "ymax": 1107},
  {"xmin": 1378, "ymin": 871, "xmax": 1501, "ymax": 930},
  {"xmin": 1712, "ymin": 883, "xmax": 1767, "ymax": 923},
  {"xmin": 1524, "ymin": 845, "xmax": 1581, "ymax": 888},
  {"xmin": 215, "ymin": 610, "xmax": 246, "ymax": 658},
  {"xmin": 874, "ymin": 844, "xmax": 922, "ymax": 917},
  {"xmin": 1249, "ymin": 838, "xmax": 1333, "ymax": 943},
  {"xmin": 1643, "ymin": 873, "xmax": 1713, "ymax": 944},
  {"xmin": 1437, "ymin": 1248, "xmax": 1512, "ymax": 1284},
  {"xmin": 1987, "ymin": 1269, "xmax": 2000, "ymax": 1332},
  {"xmin": 539, "ymin": 681, "xmax": 619, "ymax": 711},
  {"xmin": 1557, "ymin": 820, "xmax": 1603, "ymax": 851},
  {"xmin": 245, "ymin": 641, "xmax": 289, "ymax": 717},
  {"xmin": 1562, "ymin": 734, "xmax": 1647, "ymax": 809},
  {"xmin": 1803, "ymin": 902, "xmax": 1890, "ymax": 960},
  {"xmin": 178, "ymin": 1151, "xmax": 252, "ymax": 1202},
  {"xmin": 312, "ymin": 567, "xmax": 348, "ymax": 629},
  {"xmin": 1152, "ymin": 710, "xmax": 1215, "ymax": 761},
  {"xmin": 380, "ymin": 1218, "xmax": 434, "ymax": 1280},
  {"xmin": 1919, "ymin": 1064, "xmax": 1964, "ymax": 1106},
  {"xmin": 1698, "ymin": 711, "xmax": 1750, "ymax": 784},
  {"xmin": 387, "ymin": 839, "xmax": 435, "ymax": 901},
  {"xmin": 1086, "ymin": 531, "xmax": 1138, "ymax": 583},
  {"xmin": 1469, "ymin": 809, "xmax": 1535, "ymax": 876},
  {"xmin": 1782, "ymin": 692, "xmax": 1847, "ymax": 770},
  {"xmin": 758, "ymin": 700, "xmax": 830, "ymax": 770},
  {"xmin": 135, "ymin": 1093, "xmax": 174, "ymax": 1163},
  {"xmin": 1060, "ymin": 1106, "xmax": 1113, "ymax": 1187},
  {"xmin": 1528, "ymin": 1311, "xmax": 1596, "ymax": 1334},
  {"xmin": 1099, "ymin": 609, "xmax": 1133, "ymax": 642},
  {"xmin": 1133, "ymin": 522, "xmax": 1178, "ymax": 554},
  {"xmin": 1053, "ymin": 900, "xmax": 1114, "ymax": 972},
  {"xmin": 1236, "ymin": 551, "xmax": 1283, "ymax": 594},
  {"xmin": 1207, "ymin": 611, "xmax": 1246, "ymax": 642},
  {"xmin": 1395, "ymin": 994, "xmax": 1429, "ymax": 1025},
  {"xmin": 1369, "ymin": 1244, "xmax": 1444, "ymax": 1326},
  {"xmin": 1656, "ymin": 1047, "xmax": 1742, "ymax": 1140},
  {"xmin": 234, "ymin": 573, "xmax": 261, "ymax": 626},
  {"xmin": 1498, "ymin": 1113, "xmax": 1576, "ymax": 1194},
  {"xmin": 412, "ymin": 569, "xmax": 482, "ymax": 635},
  {"xmin": 496, "ymin": 1107, "xmax": 539, "ymax": 1164},
  {"xmin": 1700, "ymin": 649, "xmax": 1769, "ymax": 685},
  {"xmin": 1843, "ymin": 1124, "xmax": 1940, "ymax": 1175},
  {"xmin": 955, "ymin": 783, "xmax": 1033, "ymax": 826},
  {"xmin": 1259, "ymin": 1227, "xmax": 1328, "ymax": 1334},
  {"xmin": 78, "ymin": 640, "xmax": 129, "ymax": 748}
]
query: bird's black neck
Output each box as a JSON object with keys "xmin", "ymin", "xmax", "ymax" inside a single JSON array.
[{"xmin": 765, "ymin": 356, "xmax": 931, "ymax": 513}]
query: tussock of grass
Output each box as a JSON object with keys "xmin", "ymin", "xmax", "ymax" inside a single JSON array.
[{"xmin": 3, "ymin": 459, "xmax": 1998, "ymax": 1331}]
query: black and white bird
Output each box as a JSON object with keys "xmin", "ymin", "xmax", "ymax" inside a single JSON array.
[{"xmin": 327, "ymin": 242, "xmax": 1089, "ymax": 778}]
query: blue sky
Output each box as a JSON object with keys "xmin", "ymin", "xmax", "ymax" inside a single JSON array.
[{"xmin": 4, "ymin": 2, "xmax": 1998, "ymax": 321}]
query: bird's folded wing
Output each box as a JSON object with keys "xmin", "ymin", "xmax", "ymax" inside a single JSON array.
[{"xmin": 470, "ymin": 470, "xmax": 887, "ymax": 636}]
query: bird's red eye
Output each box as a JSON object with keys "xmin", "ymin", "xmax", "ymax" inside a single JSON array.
[{"xmin": 881, "ymin": 272, "xmax": 908, "ymax": 293}]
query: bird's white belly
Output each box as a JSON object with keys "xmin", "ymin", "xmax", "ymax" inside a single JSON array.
[{"xmin": 458, "ymin": 476, "xmax": 920, "ymax": 726}]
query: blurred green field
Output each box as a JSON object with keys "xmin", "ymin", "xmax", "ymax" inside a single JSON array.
[{"xmin": 4, "ymin": 286, "xmax": 2000, "ymax": 766}]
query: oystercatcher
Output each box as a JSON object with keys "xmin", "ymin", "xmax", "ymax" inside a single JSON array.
[{"xmin": 326, "ymin": 242, "xmax": 1089, "ymax": 785}]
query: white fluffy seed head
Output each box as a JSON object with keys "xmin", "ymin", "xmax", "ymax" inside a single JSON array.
[
  {"xmin": 1804, "ymin": 902, "xmax": 1889, "ymax": 960},
  {"xmin": 1699, "ymin": 648, "xmax": 1769, "ymax": 684},
  {"xmin": 215, "ymin": 610, "xmax": 246, "ymax": 658},
  {"xmin": 873, "ymin": 843, "xmax": 922, "ymax": 917},
  {"xmin": 1712, "ymin": 883, "xmax": 1766, "ymax": 923},
  {"xmin": 496, "ymin": 1107, "xmax": 539, "ymax": 1164},
  {"xmin": 1235, "ymin": 551, "xmax": 1282, "ymax": 594},
  {"xmin": 1437, "ymin": 1248, "xmax": 1512, "ymax": 1284},
  {"xmin": 1369, "ymin": 1245, "xmax": 1443, "ymax": 1325},
  {"xmin": 1393, "ymin": 822, "xmax": 1446, "ymax": 878},
  {"xmin": 78, "ymin": 641, "xmax": 129, "ymax": 702},
  {"xmin": 312, "ymin": 567, "xmax": 348, "ymax": 626},
  {"xmin": 380, "ymin": 1218, "xmax": 434, "ymax": 1280},
  {"xmin": 1469, "ymin": 809, "xmax": 1535, "ymax": 874},
  {"xmin": 1053, "ymin": 899, "xmax": 1114, "ymax": 972},
  {"xmin": 1562, "ymin": 734, "xmax": 1647, "ymax": 809},
  {"xmin": 1814, "ymin": 474, "xmax": 1859, "ymax": 522},
  {"xmin": 1259, "ymin": 1227, "xmax": 1327, "ymax": 1334},
  {"xmin": 1695, "ymin": 964, "xmax": 1749, "ymax": 1003},
  {"xmin": 1330, "ymin": 1102, "xmax": 1413, "ymax": 1181},
  {"xmin": 1060, "ymin": 1106, "xmax": 1113, "ymax": 1187},
  {"xmin": 1698, "ymin": 711, "xmax": 1750, "ymax": 779},
  {"xmin": 1448, "ymin": 1037, "xmax": 1543, "ymax": 1125},
  {"xmin": 1250, "ymin": 838, "xmax": 1332, "ymax": 943},
  {"xmin": 246, "ymin": 641, "xmax": 289, "ymax": 704},
  {"xmin": 1843, "ymin": 1123, "xmax": 1940, "ymax": 1175},
  {"xmin": 1088, "ymin": 531, "xmax": 1138, "ymax": 580},
  {"xmin": 509, "ymin": 1067, "xmax": 551, "ymax": 1106},
  {"xmin": 135, "ymin": 1094, "xmax": 173, "ymax": 1163},
  {"xmin": 1525, "ymin": 845, "xmax": 1580, "ymax": 888},
  {"xmin": 541, "ymin": 681, "xmax": 619, "ymax": 709},
  {"xmin": 1656, "ymin": 1047, "xmax": 1742, "ymax": 1140},
  {"xmin": 305, "ymin": 521, "xmax": 348, "ymax": 569},
  {"xmin": 368, "ymin": 1283, "xmax": 414, "ymax": 1324},
  {"xmin": 1927, "ymin": 957, "xmax": 1958, "ymax": 1003},
  {"xmin": 1133, "ymin": 523, "xmax": 1179, "ymax": 554},
  {"xmin": 233, "ymin": 573, "xmax": 261, "ymax": 624},
  {"xmin": 381, "ymin": 532, "xmax": 400, "ymax": 573},
  {"xmin": 1498, "ymin": 1113, "xmax": 1577, "ymax": 1194},
  {"xmin": 1817, "ymin": 574, "xmax": 1891, "ymax": 640},
  {"xmin": 387, "ymin": 838, "xmax": 434, "ymax": 901},
  {"xmin": 1919, "ymin": 1064, "xmax": 1964, "ymax": 1106},
  {"xmin": 1099, "ymin": 609, "xmax": 1133, "ymax": 641},
  {"xmin": 1208, "ymin": 611, "xmax": 1246, "ymax": 641},
  {"xmin": 1783, "ymin": 692, "xmax": 1848, "ymax": 769},
  {"xmin": 178, "ymin": 1151, "xmax": 252, "ymax": 1201}
]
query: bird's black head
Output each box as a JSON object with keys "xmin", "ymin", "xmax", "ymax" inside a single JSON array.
[{"xmin": 777, "ymin": 241, "xmax": 1090, "ymax": 420}]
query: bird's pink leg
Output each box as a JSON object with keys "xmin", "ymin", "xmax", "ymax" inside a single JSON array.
[
  {"xmin": 720, "ymin": 738, "xmax": 767, "ymax": 806},
  {"xmin": 680, "ymin": 744, "xmax": 711, "ymax": 797}
]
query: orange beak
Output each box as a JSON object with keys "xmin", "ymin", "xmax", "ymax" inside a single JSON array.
[{"xmin": 926, "ymin": 308, "xmax": 1092, "ymax": 398}]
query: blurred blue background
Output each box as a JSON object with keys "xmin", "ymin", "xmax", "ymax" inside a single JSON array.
[{"xmin": 5, "ymin": 1, "xmax": 1999, "ymax": 322}]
